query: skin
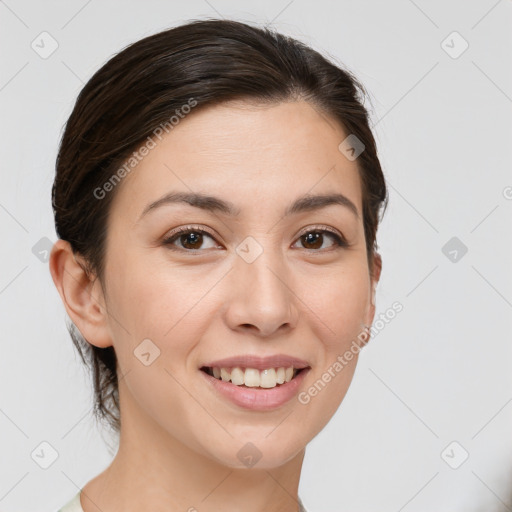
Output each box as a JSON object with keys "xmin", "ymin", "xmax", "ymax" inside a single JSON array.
[{"xmin": 50, "ymin": 99, "xmax": 382, "ymax": 512}]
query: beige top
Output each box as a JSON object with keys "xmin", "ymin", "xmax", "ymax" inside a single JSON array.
[{"xmin": 58, "ymin": 490, "xmax": 309, "ymax": 511}]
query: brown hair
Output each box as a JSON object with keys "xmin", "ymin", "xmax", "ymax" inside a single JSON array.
[{"xmin": 52, "ymin": 18, "xmax": 388, "ymax": 435}]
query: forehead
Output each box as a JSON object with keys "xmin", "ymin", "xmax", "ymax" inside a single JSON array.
[{"xmin": 109, "ymin": 100, "xmax": 363, "ymax": 223}]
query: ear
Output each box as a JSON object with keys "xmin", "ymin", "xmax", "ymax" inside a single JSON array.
[
  {"xmin": 363, "ymin": 251, "xmax": 382, "ymax": 329},
  {"xmin": 49, "ymin": 239, "xmax": 112, "ymax": 348}
]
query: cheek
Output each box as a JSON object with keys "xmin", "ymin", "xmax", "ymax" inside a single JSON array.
[
  {"xmin": 104, "ymin": 254, "xmax": 224, "ymax": 401},
  {"xmin": 301, "ymin": 359, "xmax": 358, "ymax": 429},
  {"xmin": 106, "ymin": 251, "xmax": 211, "ymax": 339},
  {"xmin": 295, "ymin": 265, "xmax": 369, "ymax": 425},
  {"xmin": 117, "ymin": 359, "xmax": 213, "ymax": 458},
  {"xmin": 301, "ymin": 263, "xmax": 370, "ymax": 348}
]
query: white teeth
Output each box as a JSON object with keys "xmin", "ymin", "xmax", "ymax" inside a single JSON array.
[
  {"xmin": 220, "ymin": 368, "xmax": 231, "ymax": 382},
  {"xmin": 244, "ymin": 368, "xmax": 261, "ymax": 387},
  {"xmin": 230, "ymin": 367, "xmax": 244, "ymax": 386},
  {"xmin": 260, "ymin": 368, "xmax": 277, "ymax": 388},
  {"xmin": 208, "ymin": 366, "xmax": 300, "ymax": 388}
]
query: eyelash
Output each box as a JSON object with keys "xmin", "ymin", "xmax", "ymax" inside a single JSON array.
[{"xmin": 162, "ymin": 224, "xmax": 349, "ymax": 253}]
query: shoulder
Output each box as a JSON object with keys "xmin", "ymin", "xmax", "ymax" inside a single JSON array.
[{"xmin": 57, "ymin": 490, "xmax": 83, "ymax": 512}]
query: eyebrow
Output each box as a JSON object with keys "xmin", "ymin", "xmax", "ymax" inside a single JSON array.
[{"xmin": 138, "ymin": 190, "xmax": 359, "ymax": 221}]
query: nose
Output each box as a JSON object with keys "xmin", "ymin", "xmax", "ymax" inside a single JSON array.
[{"xmin": 223, "ymin": 249, "xmax": 299, "ymax": 338}]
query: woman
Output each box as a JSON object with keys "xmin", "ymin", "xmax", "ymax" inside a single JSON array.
[{"xmin": 50, "ymin": 18, "xmax": 387, "ymax": 512}]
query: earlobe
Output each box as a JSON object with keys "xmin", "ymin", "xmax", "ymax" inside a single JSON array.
[
  {"xmin": 371, "ymin": 252, "xmax": 383, "ymax": 303},
  {"xmin": 49, "ymin": 239, "xmax": 112, "ymax": 348},
  {"xmin": 364, "ymin": 251, "xmax": 383, "ymax": 331},
  {"xmin": 372, "ymin": 252, "xmax": 383, "ymax": 284},
  {"xmin": 371, "ymin": 281, "xmax": 377, "ymax": 307}
]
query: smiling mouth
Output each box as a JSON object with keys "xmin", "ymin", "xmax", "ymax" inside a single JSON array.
[{"xmin": 200, "ymin": 366, "xmax": 308, "ymax": 389}]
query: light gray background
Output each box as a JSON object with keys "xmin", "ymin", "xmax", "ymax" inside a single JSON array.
[{"xmin": 1, "ymin": 1, "xmax": 511, "ymax": 511}]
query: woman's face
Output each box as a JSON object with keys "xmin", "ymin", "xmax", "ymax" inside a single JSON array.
[{"xmin": 96, "ymin": 100, "xmax": 380, "ymax": 468}]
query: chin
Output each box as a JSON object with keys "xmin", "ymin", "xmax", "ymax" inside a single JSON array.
[{"xmin": 206, "ymin": 436, "xmax": 306, "ymax": 471}]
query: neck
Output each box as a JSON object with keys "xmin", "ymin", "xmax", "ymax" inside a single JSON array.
[{"xmin": 81, "ymin": 381, "xmax": 305, "ymax": 512}]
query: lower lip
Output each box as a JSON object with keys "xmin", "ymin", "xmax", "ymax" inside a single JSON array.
[{"xmin": 199, "ymin": 368, "xmax": 311, "ymax": 411}]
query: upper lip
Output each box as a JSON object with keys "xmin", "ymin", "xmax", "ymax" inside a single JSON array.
[{"xmin": 201, "ymin": 354, "xmax": 311, "ymax": 370}]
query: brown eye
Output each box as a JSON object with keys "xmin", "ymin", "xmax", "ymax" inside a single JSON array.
[
  {"xmin": 178, "ymin": 231, "xmax": 204, "ymax": 249},
  {"xmin": 294, "ymin": 229, "xmax": 348, "ymax": 251},
  {"xmin": 163, "ymin": 228, "xmax": 219, "ymax": 251}
]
